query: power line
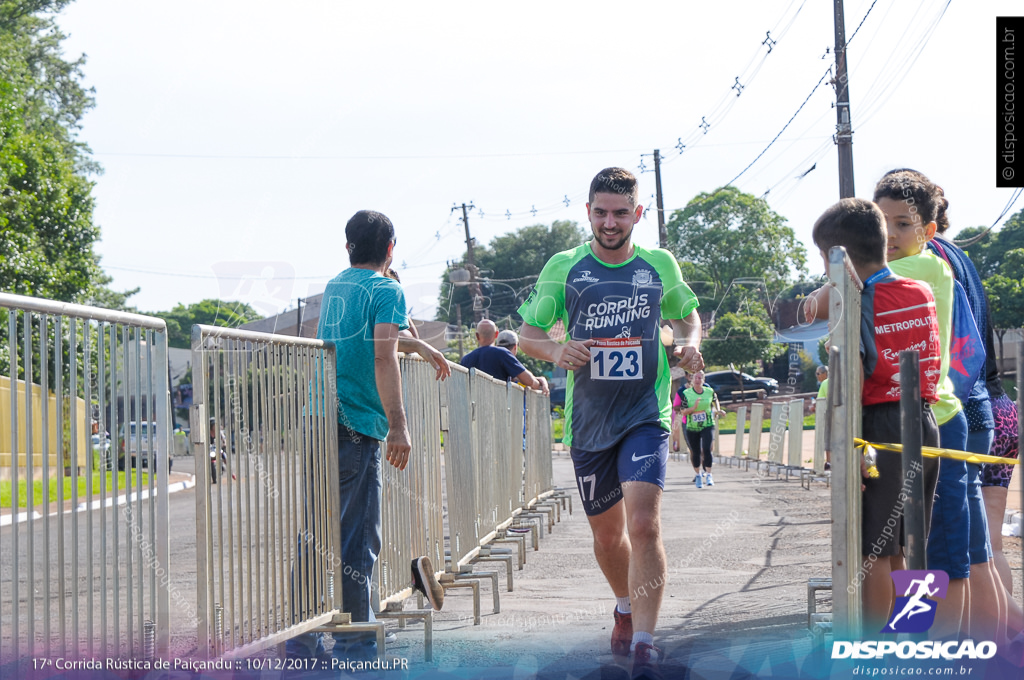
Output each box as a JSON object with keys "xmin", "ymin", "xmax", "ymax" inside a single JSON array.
[
  {"xmin": 953, "ymin": 188, "xmax": 1024, "ymax": 248},
  {"xmin": 723, "ymin": 68, "xmax": 833, "ymax": 187},
  {"xmin": 93, "ymin": 148, "xmax": 649, "ymax": 161}
]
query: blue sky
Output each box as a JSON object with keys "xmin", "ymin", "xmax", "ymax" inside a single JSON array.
[{"xmin": 57, "ymin": 0, "xmax": 1019, "ymax": 320}]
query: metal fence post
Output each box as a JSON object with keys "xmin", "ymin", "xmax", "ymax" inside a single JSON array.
[
  {"xmin": 827, "ymin": 246, "xmax": 863, "ymax": 641},
  {"xmin": 899, "ymin": 351, "xmax": 926, "ymax": 570}
]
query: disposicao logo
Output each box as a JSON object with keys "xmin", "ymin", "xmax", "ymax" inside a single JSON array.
[
  {"xmin": 885, "ymin": 569, "xmax": 948, "ymax": 634},
  {"xmin": 831, "ymin": 570, "xmax": 996, "ymax": 661}
]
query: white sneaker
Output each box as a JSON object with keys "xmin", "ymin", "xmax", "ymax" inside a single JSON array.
[
  {"xmin": 695, "ymin": 474, "xmax": 703, "ymax": 489},
  {"xmin": 705, "ymin": 472, "xmax": 714, "ymax": 487}
]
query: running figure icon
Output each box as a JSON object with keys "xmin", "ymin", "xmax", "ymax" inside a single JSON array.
[{"xmin": 887, "ymin": 573, "xmax": 939, "ymax": 630}]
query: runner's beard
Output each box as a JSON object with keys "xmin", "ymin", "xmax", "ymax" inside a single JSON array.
[{"xmin": 594, "ymin": 226, "xmax": 633, "ymax": 252}]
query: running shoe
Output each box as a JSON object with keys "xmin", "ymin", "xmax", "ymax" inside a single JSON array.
[
  {"xmin": 695, "ymin": 474, "xmax": 703, "ymax": 489},
  {"xmin": 705, "ymin": 472, "xmax": 714, "ymax": 487},
  {"xmin": 412, "ymin": 556, "xmax": 444, "ymax": 611},
  {"xmin": 631, "ymin": 642, "xmax": 664, "ymax": 680},
  {"xmin": 611, "ymin": 608, "xmax": 633, "ymax": 656}
]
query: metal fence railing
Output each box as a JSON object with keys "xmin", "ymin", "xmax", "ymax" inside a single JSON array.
[
  {"xmin": 0, "ymin": 292, "xmax": 171, "ymax": 664},
  {"xmin": 377, "ymin": 355, "xmax": 446, "ymax": 610},
  {"xmin": 441, "ymin": 366, "xmax": 538, "ymax": 571},
  {"xmin": 825, "ymin": 246, "xmax": 864, "ymax": 640},
  {"xmin": 524, "ymin": 388, "xmax": 554, "ymax": 509},
  {"xmin": 190, "ymin": 324, "xmax": 369, "ymax": 659}
]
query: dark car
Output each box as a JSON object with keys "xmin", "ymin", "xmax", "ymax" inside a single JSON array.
[
  {"xmin": 702, "ymin": 370, "xmax": 779, "ymax": 402},
  {"xmin": 549, "ymin": 387, "xmax": 566, "ymax": 411}
]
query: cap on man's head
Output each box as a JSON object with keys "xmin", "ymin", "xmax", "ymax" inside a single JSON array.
[{"xmin": 496, "ymin": 330, "xmax": 519, "ymax": 348}]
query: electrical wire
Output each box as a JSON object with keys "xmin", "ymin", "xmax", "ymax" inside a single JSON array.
[
  {"xmin": 953, "ymin": 188, "xmax": 1024, "ymax": 248},
  {"xmin": 723, "ymin": 68, "xmax": 833, "ymax": 187}
]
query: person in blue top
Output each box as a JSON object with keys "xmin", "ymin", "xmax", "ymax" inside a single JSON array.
[
  {"xmin": 285, "ymin": 210, "xmax": 451, "ymax": 664},
  {"xmin": 518, "ymin": 167, "xmax": 703, "ymax": 680},
  {"xmin": 461, "ymin": 320, "xmax": 546, "ymax": 392}
]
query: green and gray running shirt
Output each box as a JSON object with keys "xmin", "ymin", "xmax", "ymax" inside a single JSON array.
[{"xmin": 518, "ymin": 242, "xmax": 698, "ymax": 450}]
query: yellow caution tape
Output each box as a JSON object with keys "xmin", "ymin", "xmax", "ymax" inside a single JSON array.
[{"xmin": 853, "ymin": 438, "xmax": 1021, "ymax": 466}]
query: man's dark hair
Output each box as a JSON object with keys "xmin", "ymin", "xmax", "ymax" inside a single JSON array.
[
  {"xmin": 811, "ymin": 198, "xmax": 886, "ymax": 269},
  {"xmin": 589, "ymin": 167, "xmax": 639, "ymax": 205},
  {"xmin": 345, "ymin": 210, "xmax": 395, "ymax": 265}
]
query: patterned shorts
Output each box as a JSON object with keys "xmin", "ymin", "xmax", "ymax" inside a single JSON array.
[{"xmin": 980, "ymin": 394, "xmax": 1019, "ymax": 488}]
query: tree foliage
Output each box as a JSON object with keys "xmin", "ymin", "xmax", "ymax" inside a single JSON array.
[
  {"xmin": 699, "ymin": 306, "xmax": 787, "ymax": 372},
  {"xmin": 957, "ymin": 209, "xmax": 1024, "ymax": 280},
  {"xmin": 437, "ymin": 220, "xmax": 586, "ymax": 325},
  {"xmin": 665, "ymin": 186, "xmax": 807, "ymax": 315},
  {"xmin": 149, "ymin": 299, "xmax": 264, "ymax": 349},
  {"xmin": 0, "ymin": 0, "xmax": 133, "ymax": 306}
]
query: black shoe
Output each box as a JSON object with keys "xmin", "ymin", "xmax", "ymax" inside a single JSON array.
[{"xmin": 412, "ymin": 556, "xmax": 444, "ymax": 611}]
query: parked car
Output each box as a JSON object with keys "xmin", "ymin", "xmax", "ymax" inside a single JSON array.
[
  {"xmin": 549, "ymin": 387, "xmax": 566, "ymax": 411},
  {"xmin": 117, "ymin": 420, "xmax": 172, "ymax": 473},
  {"xmin": 702, "ymin": 370, "xmax": 779, "ymax": 402}
]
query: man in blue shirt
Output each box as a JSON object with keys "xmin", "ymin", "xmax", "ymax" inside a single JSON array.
[
  {"xmin": 286, "ymin": 210, "xmax": 451, "ymax": 663},
  {"xmin": 461, "ymin": 320, "xmax": 545, "ymax": 392}
]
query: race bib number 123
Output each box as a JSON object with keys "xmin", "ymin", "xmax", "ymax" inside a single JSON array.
[{"xmin": 590, "ymin": 338, "xmax": 643, "ymax": 381}]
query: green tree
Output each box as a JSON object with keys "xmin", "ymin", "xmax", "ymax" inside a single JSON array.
[
  {"xmin": 150, "ymin": 299, "xmax": 264, "ymax": 349},
  {"xmin": 437, "ymin": 220, "xmax": 586, "ymax": 325},
  {"xmin": 956, "ymin": 209, "xmax": 1024, "ymax": 279},
  {"xmin": 983, "ymin": 273, "xmax": 1024, "ymax": 369},
  {"xmin": 0, "ymin": 0, "xmax": 133, "ymax": 306},
  {"xmin": 699, "ymin": 306, "xmax": 787, "ymax": 372},
  {"xmin": 665, "ymin": 186, "xmax": 807, "ymax": 315}
]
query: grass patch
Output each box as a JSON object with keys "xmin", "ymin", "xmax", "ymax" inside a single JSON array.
[
  {"xmin": 0, "ymin": 469, "xmax": 152, "ymax": 509},
  {"xmin": 717, "ymin": 412, "xmax": 817, "ymax": 434}
]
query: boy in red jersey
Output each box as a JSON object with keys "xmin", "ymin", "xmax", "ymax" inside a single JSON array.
[{"xmin": 811, "ymin": 198, "xmax": 941, "ymax": 633}]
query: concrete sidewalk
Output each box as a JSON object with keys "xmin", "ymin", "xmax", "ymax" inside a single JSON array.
[
  {"xmin": 382, "ymin": 452, "xmax": 834, "ymax": 677},
  {"xmin": 375, "ymin": 449, "xmax": 1022, "ymax": 679}
]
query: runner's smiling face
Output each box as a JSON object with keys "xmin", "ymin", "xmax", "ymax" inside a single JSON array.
[{"xmin": 587, "ymin": 192, "xmax": 642, "ymax": 259}]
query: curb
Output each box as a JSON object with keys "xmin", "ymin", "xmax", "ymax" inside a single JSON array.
[{"xmin": 0, "ymin": 475, "xmax": 196, "ymax": 527}]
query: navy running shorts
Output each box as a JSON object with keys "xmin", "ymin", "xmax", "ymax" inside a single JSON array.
[{"xmin": 569, "ymin": 423, "xmax": 668, "ymax": 516}]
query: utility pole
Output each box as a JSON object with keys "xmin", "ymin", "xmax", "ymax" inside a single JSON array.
[
  {"xmin": 296, "ymin": 297, "xmax": 304, "ymax": 337},
  {"xmin": 653, "ymin": 149, "xmax": 667, "ymax": 248},
  {"xmin": 833, "ymin": 0, "xmax": 855, "ymax": 198},
  {"xmin": 453, "ymin": 202, "xmax": 484, "ymax": 322}
]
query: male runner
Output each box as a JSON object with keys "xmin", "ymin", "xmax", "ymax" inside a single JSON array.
[{"xmin": 518, "ymin": 168, "xmax": 703, "ymax": 680}]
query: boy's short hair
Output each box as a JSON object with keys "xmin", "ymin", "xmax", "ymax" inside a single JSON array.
[
  {"xmin": 345, "ymin": 210, "xmax": 395, "ymax": 266},
  {"xmin": 811, "ymin": 198, "xmax": 887, "ymax": 269},
  {"xmin": 589, "ymin": 167, "xmax": 639, "ymax": 206}
]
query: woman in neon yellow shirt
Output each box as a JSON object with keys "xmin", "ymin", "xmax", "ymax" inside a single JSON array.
[{"xmin": 679, "ymin": 371, "xmax": 724, "ymax": 489}]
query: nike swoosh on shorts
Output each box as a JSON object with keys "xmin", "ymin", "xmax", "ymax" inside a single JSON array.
[{"xmin": 631, "ymin": 453, "xmax": 656, "ymax": 462}]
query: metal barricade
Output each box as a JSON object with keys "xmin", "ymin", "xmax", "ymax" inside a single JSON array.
[
  {"xmin": 813, "ymin": 397, "xmax": 827, "ymax": 472},
  {"xmin": 787, "ymin": 399, "xmax": 804, "ymax": 469},
  {"xmin": 524, "ymin": 388, "xmax": 553, "ymax": 507},
  {"xmin": 767, "ymin": 404, "xmax": 786, "ymax": 463},
  {"xmin": 748, "ymin": 402, "xmax": 765, "ymax": 459},
  {"xmin": 376, "ymin": 355, "xmax": 445, "ymax": 608},
  {"xmin": 190, "ymin": 324, "xmax": 346, "ymax": 659},
  {"xmin": 0, "ymin": 292, "xmax": 170, "ymax": 663},
  {"xmin": 734, "ymin": 405, "xmax": 747, "ymax": 457},
  {"xmin": 825, "ymin": 246, "xmax": 864, "ymax": 640},
  {"xmin": 474, "ymin": 371, "xmax": 504, "ymax": 545},
  {"xmin": 439, "ymin": 365, "xmax": 478, "ymax": 570}
]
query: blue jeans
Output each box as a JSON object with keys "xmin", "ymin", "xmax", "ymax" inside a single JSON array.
[
  {"xmin": 964, "ymin": 429, "xmax": 994, "ymax": 564},
  {"xmin": 928, "ymin": 411, "xmax": 969, "ymax": 578},
  {"xmin": 286, "ymin": 425, "xmax": 382, "ymax": 661}
]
